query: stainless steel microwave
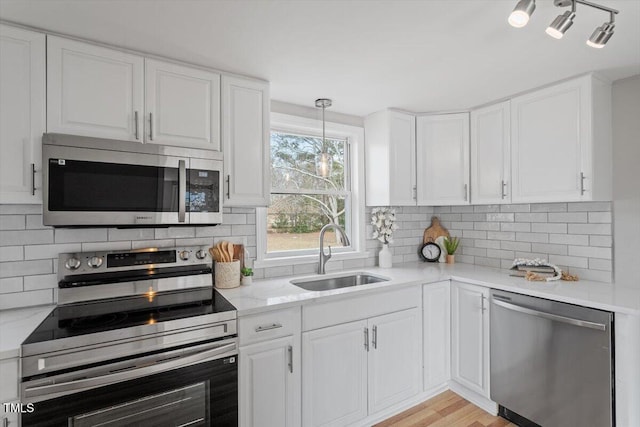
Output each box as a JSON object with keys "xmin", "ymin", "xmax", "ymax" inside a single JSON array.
[{"xmin": 43, "ymin": 134, "xmax": 223, "ymax": 226}]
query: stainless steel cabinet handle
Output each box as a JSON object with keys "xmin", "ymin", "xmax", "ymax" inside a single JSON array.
[
  {"xmin": 464, "ymin": 184, "xmax": 468, "ymax": 201},
  {"xmin": 580, "ymin": 172, "xmax": 586, "ymax": 195},
  {"xmin": 226, "ymin": 175, "xmax": 231, "ymax": 199},
  {"xmin": 412, "ymin": 185, "xmax": 417, "ymax": 200},
  {"xmin": 134, "ymin": 111, "xmax": 139, "ymax": 140},
  {"xmin": 501, "ymin": 180, "xmax": 507, "ymax": 199},
  {"xmin": 481, "ymin": 295, "xmax": 487, "ymax": 312},
  {"xmin": 23, "ymin": 342, "xmax": 236, "ymax": 400},
  {"xmin": 372, "ymin": 325, "xmax": 377, "ymax": 349},
  {"xmin": 149, "ymin": 113, "xmax": 154, "ymax": 140},
  {"xmin": 287, "ymin": 345, "xmax": 293, "ymax": 373},
  {"xmin": 492, "ymin": 299, "xmax": 606, "ymax": 331},
  {"xmin": 255, "ymin": 323, "xmax": 282, "ymax": 332},
  {"xmin": 178, "ymin": 160, "xmax": 186, "ymax": 222},
  {"xmin": 31, "ymin": 163, "xmax": 36, "ymax": 196},
  {"xmin": 364, "ymin": 327, "xmax": 369, "ymax": 351}
]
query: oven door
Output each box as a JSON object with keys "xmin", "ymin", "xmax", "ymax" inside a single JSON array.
[
  {"xmin": 43, "ymin": 143, "xmax": 189, "ymax": 226},
  {"xmin": 21, "ymin": 339, "xmax": 237, "ymax": 427}
]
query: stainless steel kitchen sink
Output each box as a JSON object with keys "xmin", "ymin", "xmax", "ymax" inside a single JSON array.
[{"xmin": 291, "ymin": 272, "xmax": 389, "ymax": 291}]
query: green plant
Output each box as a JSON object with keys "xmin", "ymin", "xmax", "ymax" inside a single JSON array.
[
  {"xmin": 443, "ymin": 236, "xmax": 460, "ymax": 255},
  {"xmin": 240, "ymin": 267, "xmax": 253, "ymax": 277}
]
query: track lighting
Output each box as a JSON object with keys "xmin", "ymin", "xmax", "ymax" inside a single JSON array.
[
  {"xmin": 509, "ymin": 0, "xmax": 536, "ymax": 28},
  {"xmin": 508, "ymin": 0, "xmax": 619, "ymax": 48},
  {"xmin": 587, "ymin": 12, "xmax": 615, "ymax": 48},
  {"xmin": 546, "ymin": 1, "xmax": 576, "ymax": 39}
]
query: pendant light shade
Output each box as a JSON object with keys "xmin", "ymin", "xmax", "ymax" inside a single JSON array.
[
  {"xmin": 546, "ymin": 10, "xmax": 576, "ymax": 39},
  {"xmin": 509, "ymin": 0, "xmax": 536, "ymax": 28},
  {"xmin": 587, "ymin": 21, "xmax": 615, "ymax": 48},
  {"xmin": 315, "ymin": 98, "xmax": 333, "ymax": 178}
]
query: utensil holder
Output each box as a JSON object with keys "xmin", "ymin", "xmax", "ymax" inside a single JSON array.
[{"xmin": 214, "ymin": 260, "xmax": 240, "ymax": 289}]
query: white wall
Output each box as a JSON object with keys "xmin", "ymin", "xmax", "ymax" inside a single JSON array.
[{"xmin": 612, "ymin": 75, "xmax": 640, "ymax": 288}]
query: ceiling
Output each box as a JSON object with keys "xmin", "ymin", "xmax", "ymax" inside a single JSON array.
[{"xmin": 1, "ymin": 0, "xmax": 639, "ymax": 117}]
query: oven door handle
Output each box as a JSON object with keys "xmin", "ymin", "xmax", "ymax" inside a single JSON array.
[
  {"xmin": 492, "ymin": 299, "xmax": 607, "ymax": 331},
  {"xmin": 23, "ymin": 342, "xmax": 236, "ymax": 401}
]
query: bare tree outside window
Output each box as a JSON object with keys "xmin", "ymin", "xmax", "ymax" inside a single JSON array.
[{"xmin": 267, "ymin": 131, "xmax": 350, "ymax": 253}]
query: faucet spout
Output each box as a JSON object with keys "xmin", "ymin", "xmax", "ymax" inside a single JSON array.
[{"xmin": 318, "ymin": 223, "xmax": 350, "ymax": 274}]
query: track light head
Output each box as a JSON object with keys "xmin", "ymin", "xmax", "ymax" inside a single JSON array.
[
  {"xmin": 509, "ymin": 0, "xmax": 536, "ymax": 28},
  {"xmin": 586, "ymin": 22, "xmax": 615, "ymax": 48},
  {"xmin": 546, "ymin": 10, "xmax": 576, "ymax": 39}
]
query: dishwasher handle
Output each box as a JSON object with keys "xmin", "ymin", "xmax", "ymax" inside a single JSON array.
[{"xmin": 492, "ymin": 298, "xmax": 607, "ymax": 331}]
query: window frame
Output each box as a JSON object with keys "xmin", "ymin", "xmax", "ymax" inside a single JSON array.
[{"xmin": 255, "ymin": 112, "xmax": 366, "ymax": 268}]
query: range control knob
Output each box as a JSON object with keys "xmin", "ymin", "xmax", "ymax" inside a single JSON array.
[
  {"xmin": 179, "ymin": 250, "xmax": 190, "ymax": 261},
  {"xmin": 88, "ymin": 256, "xmax": 104, "ymax": 268},
  {"xmin": 65, "ymin": 257, "xmax": 81, "ymax": 270},
  {"xmin": 195, "ymin": 250, "xmax": 207, "ymax": 260}
]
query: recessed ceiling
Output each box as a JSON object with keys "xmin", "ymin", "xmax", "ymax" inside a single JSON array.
[{"xmin": 1, "ymin": 0, "xmax": 639, "ymax": 117}]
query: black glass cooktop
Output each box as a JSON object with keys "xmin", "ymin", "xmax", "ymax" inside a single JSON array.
[{"xmin": 23, "ymin": 288, "xmax": 235, "ymax": 345}]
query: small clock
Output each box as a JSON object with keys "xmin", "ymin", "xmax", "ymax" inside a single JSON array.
[{"xmin": 420, "ymin": 242, "xmax": 441, "ymax": 262}]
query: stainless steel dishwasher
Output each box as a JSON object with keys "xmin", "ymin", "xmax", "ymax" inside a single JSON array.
[{"xmin": 490, "ymin": 290, "xmax": 614, "ymax": 427}]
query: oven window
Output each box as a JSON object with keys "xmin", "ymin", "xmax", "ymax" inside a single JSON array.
[{"xmin": 48, "ymin": 159, "xmax": 180, "ymax": 212}]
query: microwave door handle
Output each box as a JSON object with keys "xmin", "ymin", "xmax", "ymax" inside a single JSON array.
[{"xmin": 178, "ymin": 160, "xmax": 186, "ymax": 222}]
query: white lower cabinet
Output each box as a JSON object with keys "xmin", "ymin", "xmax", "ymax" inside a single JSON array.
[
  {"xmin": 238, "ymin": 307, "xmax": 301, "ymax": 427},
  {"xmin": 302, "ymin": 308, "xmax": 421, "ymax": 427},
  {"xmin": 240, "ymin": 336, "xmax": 300, "ymax": 427},
  {"xmin": 423, "ymin": 281, "xmax": 450, "ymax": 391},
  {"xmin": 451, "ymin": 281, "xmax": 490, "ymax": 398}
]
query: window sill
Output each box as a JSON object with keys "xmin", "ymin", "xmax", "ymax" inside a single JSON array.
[{"xmin": 254, "ymin": 250, "xmax": 370, "ymax": 269}]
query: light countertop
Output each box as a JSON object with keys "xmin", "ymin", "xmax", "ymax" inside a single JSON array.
[
  {"xmin": 218, "ymin": 262, "xmax": 640, "ymax": 316},
  {"xmin": 0, "ymin": 305, "xmax": 54, "ymax": 360}
]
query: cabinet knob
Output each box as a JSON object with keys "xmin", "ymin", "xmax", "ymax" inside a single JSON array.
[
  {"xmin": 179, "ymin": 250, "xmax": 190, "ymax": 261},
  {"xmin": 88, "ymin": 256, "xmax": 103, "ymax": 268},
  {"xmin": 195, "ymin": 249, "xmax": 207, "ymax": 260},
  {"xmin": 65, "ymin": 257, "xmax": 81, "ymax": 270}
]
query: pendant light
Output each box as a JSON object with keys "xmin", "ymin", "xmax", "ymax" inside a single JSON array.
[
  {"xmin": 587, "ymin": 11, "xmax": 615, "ymax": 48},
  {"xmin": 315, "ymin": 98, "xmax": 333, "ymax": 178},
  {"xmin": 546, "ymin": 0, "xmax": 576, "ymax": 39}
]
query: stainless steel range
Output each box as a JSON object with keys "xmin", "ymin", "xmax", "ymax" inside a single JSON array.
[{"xmin": 20, "ymin": 246, "xmax": 238, "ymax": 427}]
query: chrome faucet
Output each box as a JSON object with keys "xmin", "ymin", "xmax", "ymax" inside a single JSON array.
[{"xmin": 318, "ymin": 223, "xmax": 351, "ymax": 274}]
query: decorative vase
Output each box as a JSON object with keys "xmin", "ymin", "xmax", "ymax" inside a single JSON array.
[
  {"xmin": 379, "ymin": 243, "xmax": 392, "ymax": 268},
  {"xmin": 241, "ymin": 275, "xmax": 253, "ymax": 286},
  {"xmin": 446, "ymin": 254, "xmax": 455, "ymax": 264}
]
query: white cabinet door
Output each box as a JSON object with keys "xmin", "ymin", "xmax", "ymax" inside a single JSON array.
[
  {"xmin": 471, "ymin": 101, "xmax": 511, "ymax": 204},
  {"xmin": 239, "ymin": 336, "xmax": 300, "ymax": 427},
  {"xmin": 364, "ymin": 110, "xmax": 416, "ymax": 206},
  {"xmin": 47, "ymin": 36, "xmax": 144, "ymax": 142},
  {"xmin": 423, "ymin": 281, "xmax": 450, "ymax": 391},
  {"xmin": 511, "ymin": 77, "xmax": 590, "ymax": 203},
  {"xmin": 222, "ymin": 76, "xmax": 270, "ymax": 206},
  {"xmin": 0, "ymin": 357, "xmax": 19, "ymax": 402},
  {"xmin": 302, "ymin": 320, "xmax": 368, "ymax": 427},
  {"xmin": 0, "ymin": 25, "xmax": 45, "ymax": 204},
  {"xmin": 451, "ymin": 281, "xmax": 490, "ymax": 398},
  {"xmin": 145, "ymin": 59, "xmax": 220, "ymax": 150},
  {"xmin": 368, "ymin": 308, "xmax": 421, "ymax": 414},
  {"xmin": 416, "ymin": 113, "xmax": 470, "ymax": 205}
]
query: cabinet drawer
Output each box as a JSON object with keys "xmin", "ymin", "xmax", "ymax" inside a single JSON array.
[
  {"xmin": 239, "ymin": 307, "xmax": 300, "ymax": 346},
  {"xmin": 303, "ymin": 286, "xmax": 421, "ymax": 331}
]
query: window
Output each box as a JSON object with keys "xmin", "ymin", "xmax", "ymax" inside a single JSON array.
[{"xmin": 256, "ymin": 113, "xmax": 365, "ymax": 266}]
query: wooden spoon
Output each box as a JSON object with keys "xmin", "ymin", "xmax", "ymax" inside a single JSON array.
[{"xmin": 226, "ymin": 242, "xmax": 234, "ymax": 262}]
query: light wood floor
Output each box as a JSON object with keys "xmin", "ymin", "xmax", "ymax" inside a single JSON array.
[{"xmin": 374, "ymin": 390, "xmax": 518, "ymax": 427}]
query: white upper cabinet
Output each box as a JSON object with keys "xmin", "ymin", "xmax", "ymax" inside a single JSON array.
[
  {"xmin": 471, "ymin": 101, "xmax": 511, "ymax": 204},
  {"xmin": 416, "ymin": 113, "xmax": 470, "ymax": 205},
  {"xmin": 510, "ymin": 75, "xmax": 612, "ymax": 203},
  {"xmin": 222, "ymin": 75, "xmax": 270, "ymax": 207},
  {"xmin": 364, "ymin": 110, "xmax": 416, "ymax": 206},
  {"xmin": 145, "ymin": 59, "xmax": 220, "ymax": 150},
  {"xmin": 0, "ymin": 25, "xmax": 46, "ymax": 204},
  {"xmin": 47, "ymin": 36, "xmax": 144, "ymax": 142}
]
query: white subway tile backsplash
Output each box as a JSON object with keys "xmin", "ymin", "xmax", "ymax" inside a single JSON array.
[
  {"xmin": 568, "ymin": 267, "xmax": 612, "ymax": 282},
  {"xmin": 0, "ymin": 205, "xmax": 41, "ymax": 215},
  {"xmin": 154, "ymin": 228, "xmax": 196, "ymax": 239},
  {"xmin": 131, "ymin": 239, "xmax": 175, "ymax": 249},
  {"xmin": 568, "ymin": 202, "xmax": 611, "ymax": 212},
  {"xmin": 474, "ymin": 257, "xmax": 501, "ymax": 268},
  {"xmin": 24, "ymin": 243, "xmax": 82, "ymax": 260},
  {"xmin": 487, "ymin": 231, "xmax": 515, "ymax": 241},
  {"xmin": 0, "ymin": 215, "xmax": 25, "ymax": 230},
  {"xmin": 549, "ymin": 255, "xmax": 589, "ymax": 269},
  {"xmin": 108, "ymin": 228, "xmax": 154, "ymax": 241},
  {"xmin": 568, "ymin": 245, "xmax": 612, "ymax": 259},
  {"xmin": 475, "ymin": 240, "xmax": 502, "ymax": 249},
  {"xmin": 486, "ymin": 213, "xmax": 514, "ymax": 222},
  {"xmin": 474, "ymin": 222, "xmax": 500, "ymax": 231},
  {"xmin": 515, "ymin": 213, "xmax": 548, "ymax": 223},
  {"xmin": 530, "ymin": 203, "xmax": 567, "ymax": 212},
  {"xmin": 222, "ymin": 214, "xmax": 247, "ymax": 225},
  {"xmin": 0, "ymin": 277, "xmax": 23, "ymax": 294},
  {"xmin": 24, "ymin": 274, "xmax": 57, "ymax": 291},
  {"xmin": 588, "ymin": 212, "xmax": 612, "ymax": 223},
  {"xmin": 515, "ymin": 232, "xmax": 549, "ymax": 243},
  {"xmin": 531, "ymin": 223, "xmax": 567, "ymax": 233},
  {"xmin": 531, "ymin": 243, "xmax": 568, "ymax": 256},
  {"xmin": 195, "ymin": 225, "xmax": 232, "ymax": 237},
  {"xmin": 548, "ymin": 212, "xmax": 588, "ymax": 223},
  {"xmin": 486, "ymin": 249, "xmax": 515, "ymax": 259},
  {"xmin": 589, "ymin": 235, "xmax": 612, "ymax": 247},
  {"xmin": 501, "ymin": 222, "xmax": 531, "ymax": 232},
  {"xmin": 500, "ymin": 241, "xmax": 532, "ymax": 252},
  {"xmin": 55, "ymin": 228, "xmax": 107, "ymax": 243},
  {"xmin": 0, "ymin": 246, "xmax": 23, "ymax": 262},
  {"xmin": 25, "ymin": 215, "xmax": 46, "ymax": 229},
  {"xmin": 462, "ymin": 230, "xmax": 487, "ymax": 239},
  {"xmin": 500, "ymin": 204, "xmax": 530, "ymax": 213},
  {"xmin": 0, "ymin": 229, "xmax": 53, "ymax": 246},
  {"xmin": 0, "ymin": 289, "xmax": 53, "ymax": 310},
  {"xmin": 568, "ymin": 223, "xmax": 611, "ymax": 235},
  {"xmin": 293, "ymin": 262, "xmax": 317, "ymax": 275},
  {"xmin": 474, "ymin": 205, "xmax": 500, "ymax": 213},
  {"xmin": 82, "ymin": 241, "xmax": 132, "ymax": 252},
  {"xmin": 589, "ymin": 258, "xmax": 612, "ymax": 271},
  {"xmin": 462, "ymin": 247, "xmax": 487, "ymax": 257},
  {"xmin": 549, "ymin": 233, "xmax": 589, "ymax": 246},
  {"xmin": 0, "ymin": 259, "xmax": 52, "ymax": 278}
]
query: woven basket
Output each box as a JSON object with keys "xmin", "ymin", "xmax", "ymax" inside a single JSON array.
[{"xmin": 214, "ymin": 260, "xmax": 240, "ymax": 289}]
